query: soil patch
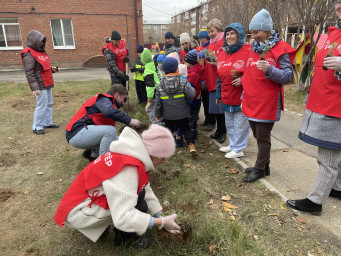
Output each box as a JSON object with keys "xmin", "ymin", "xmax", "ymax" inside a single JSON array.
[
  {"xmin": 0, "ymin": 152, "xmax": 17, "ymax": 167},
  {"xmin": 0, "ymin": 189, "xmax": 16, "ymax": 203}
]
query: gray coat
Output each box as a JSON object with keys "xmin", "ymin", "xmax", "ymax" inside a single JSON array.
[
  {"xmin": 22, "ymin": 30, "xmax": 54, "ymax": 91},
  {"xmin": 154, "ymin": 75, "xmax": 195, "ymax": 120},
  {"xmin": 299, "ymin": 109, "xmax": 341, "ymax": 150}
]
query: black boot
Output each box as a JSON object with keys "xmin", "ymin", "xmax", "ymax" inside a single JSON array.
[
  {"xmin": 209, "ymin": 130, "xmax": 220, "ymax": 139},
  {"xmin": 82, "ymin": 149, "xmax": 97, "ymax": 162},
  {"xmin": 330, "ymin": 189, "xmax": 341, "ymax": 200},
  {"xmin": 246, "ymin": 164, "xmax": 270, "ymax": 176},
  {"xmin": 286, "ymin": 198, "xmax": 322, "ymax": 216},
  {"xmin": 217, "ymin": 133, "xmax": 226, "ymax": 144},
  {"xmin": 114, "ymin": 228, "xmax": 151, "ymax": 249},
  {"xmin": 243, "ymin": 168, "xmax": 265, "ymax": 183}
]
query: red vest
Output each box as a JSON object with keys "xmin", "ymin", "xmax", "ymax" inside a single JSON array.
[
  {"xmin": 66, "ymin": 93, "xmax": 117, "ymax": 131},
  {"xmin": 204, "ymin": 38, "xmax": 224, "ymax": 92},
  {"xmin": 306, "ymin": 26, "xmax": 341, "ymax": 118},
  {"xmin": 241, "ymin": 41, "xmax": 295, "ymax": 120},
  {"xmin": 179, "ymin": 49, "xmax": 187, "ymax": 64},
  {"xmin": 102, "ymin": 40, "xmax": 128, "ymax": 72},
  {"xmin": 21, "ymin": 47, "xmax": 54, "ymax": 87},
  {"xmin": 54, "ymin": 152, "xmax": 149, "ymax": 227},
  {"xmin": 217, "ymin": 44, "xmax": 250, "ymax": 105}
]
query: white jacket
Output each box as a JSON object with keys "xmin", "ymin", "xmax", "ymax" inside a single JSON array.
[{"xmin": 65, "ymin": 127, "xmax": 162, "ymax": 242}]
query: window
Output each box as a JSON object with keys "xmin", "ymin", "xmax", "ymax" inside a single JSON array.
[
  {"xmin": 0, "ymin": 18, "xmax": 23, "ymax": 50},
  {"xmin": 50, "ymin": 19, "xmax": 75, "ymax": 49},
  {"xmin": 191, "ymin": 12, "xmax": 196, "ymax": 26}
]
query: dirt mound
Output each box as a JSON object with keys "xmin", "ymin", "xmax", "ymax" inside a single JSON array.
[{"xmin": 0, "ymin": 189, "xmax": 16, "ymax": 203}]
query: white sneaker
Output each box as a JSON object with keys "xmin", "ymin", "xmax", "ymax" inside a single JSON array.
[
  {"xmin": 219, "ymin": 146, "xmax": 232, "ymax": 153},
  {"xmin": 224, "ymin": 151, "xmax": 244, "ymax": 159}
]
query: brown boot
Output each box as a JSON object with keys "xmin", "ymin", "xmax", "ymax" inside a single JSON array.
[{"xmin": 188, "ymin": 143, "xmax": 198, "ymax": 157}]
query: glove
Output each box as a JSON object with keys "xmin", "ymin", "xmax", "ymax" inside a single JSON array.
[
  {"xmin": 137, "ymin": 68, "xmax": 145, "ymax": 73},
  {"xmin": 121, "ymin": 74, "xmax": 130, "ymax": 82},
  {"xmin": 198, "ymin": 50, "xmax": 205, "ymax": 59},
  {"xmin": 124, "ymin": 56, "xmax": 130, "ymax": 63},
  {"xmin": 159, "ymin": 214, "xmax": 181, "ymax": 234},
  {"xmin": 105, "ymin": 37, "xmax": 111, "ymax": 43},
  {"xmin": 130, "ymin": 67, "xmax": 137, "ymax": 73},
  {"xmin": 129, "ymin": 119, "xmax": 141, "ymax": 128}
]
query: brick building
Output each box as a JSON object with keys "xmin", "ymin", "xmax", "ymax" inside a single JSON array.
[{"xmin": 0, "ymin": 0, "xmax": 143, "ymax": 70}]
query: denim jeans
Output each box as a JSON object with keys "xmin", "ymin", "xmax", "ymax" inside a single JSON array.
[
  {"xmin": 224, "ymin": 111, "xmax": 250, "ymax": 153},
  {"xmin": 33, "ymin": 88, "xmax": 53, "ymax": 130},
  {"xmin": 69, "ymin": 125, "xmax": 118, "ymax": 157},
  {"xmin": 146, "ymin": 99, "xmax": 157, "ymax": 124}
]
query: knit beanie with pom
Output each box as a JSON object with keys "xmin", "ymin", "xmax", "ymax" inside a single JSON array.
[{"xmin": 142, "ymin": 124, "xmax": 176, "ymax": 158}]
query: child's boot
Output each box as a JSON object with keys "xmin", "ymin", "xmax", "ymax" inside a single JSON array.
[{"xmin": 188, "ymin": 143, "xmax": 198, "ymax": 157}]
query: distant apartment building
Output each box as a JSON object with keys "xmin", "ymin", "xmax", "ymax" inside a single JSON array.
[{"xmin": 143, "ymin": 22, "xmax": 168, "ymax": 44}]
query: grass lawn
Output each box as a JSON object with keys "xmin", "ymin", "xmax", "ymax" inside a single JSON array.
[{"xmin": 0, "ymin": 79, "xmax": 339, "ymax": 256}]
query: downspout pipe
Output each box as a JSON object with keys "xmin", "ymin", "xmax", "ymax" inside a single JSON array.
[{"xmin": 134, "ymin": 0, "xmax": 139, "ymax": 44}]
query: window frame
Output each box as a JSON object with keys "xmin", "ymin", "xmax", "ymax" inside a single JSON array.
[
  {"xmin": 0, "ymin": 18, "xmax": 23, "ymax": 50},
  {"xmin": 49, "ymin": 18, "xmax": 75, "ymax": 50}
]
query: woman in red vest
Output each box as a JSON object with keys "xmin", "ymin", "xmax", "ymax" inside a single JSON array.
[
  {"xmin": 21, "ymin": 30, "xmax": 59, "ymax": 135},
  {"xmin": 241, "ymin": 9, "xmax": 295, "ymax": 182},
  {"xmin": 204, "ymin": 19, "xmax": 226, "ymax": 143},
  {"xmin": 287, "ymin": 0, "xmax": 341, "ymax": 215},
  {"xmin": 216, "ymin": 23, "xmax": 250, "ymax": 159},
  {"xmin": 55, "ymin": 125, "xmax": 181, "ymax": 249},
  {"xmin": 102, "ymin": 30, "xmax": 130, "ymax": 87}
]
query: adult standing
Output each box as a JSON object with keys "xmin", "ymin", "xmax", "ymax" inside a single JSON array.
[
  {"xmin": 287, "ymin": 0, "xmax": 341, "ymax": 215},
  {"xmin": 205, "ymin": 19, "xmax": 226, "ymax": 143},
  {"xmin": 241, "ymin": 9, "xmax": 295, "ymax": 182},
  {"xmin": 66, "ymin": 84, "xmax": 141, "ymax": 161},
  {"xmin": 102, "ymin": 30, "xmax": 130, "ymax": 87},
  {"xmin": 198, "ymin": 29, "xmax": 215, "ymax": 131},
  {"xmin": 130, "ymin": 45, "xmax": 147, "ymax": 104},
  {"xmin": 21, "ymin": 30, "xmax": 59, "ymax": 135},
  {"xmin": 216, "ymin": 23, "xmax": 250, "ymax": 159},
  {"xmin": 55, "ymin": 125, "xmax": 181, "ymax": 249},
  {"xmin": 163, "ymin": 32, "xmax": 182, "ymax": 61}
]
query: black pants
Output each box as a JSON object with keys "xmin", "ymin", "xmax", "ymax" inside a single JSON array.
[
  {"xmin": 135, "ymin": 80, "xmax": 147, "ymax": 103},
  {"xmin": 215, "ymin": 113, "xmax": 226, "ymax": 134},
  {"xmin": 110, "ymin": 75, "xmax": 126, "ymax": 87},
  {"xmin": 165, "ymin": 118, "xmax": 194, "ymax": 145},
  {"xmin": 201, "ymin": 88, "xmax": 215, "ymax": 125},
  {"xmin": 249, "ymin": 121, "xmax": 274, "ymax": 170},
  {"xmin": 114, "ymin": 188, "xmax": 148, "ymax": 243}
]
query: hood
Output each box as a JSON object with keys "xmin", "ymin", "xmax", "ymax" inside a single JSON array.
[
  {"xmin": 141, "ymin": 49, "xmax": 153, "ymax": 65},
  {"xmin": 188, "ymin": 63, "xmax": 205, "ymax": 75},
  {"xmin": 27, "ymin": 30, "xmax": 46, "ymax": 51},
  {"xmin": 160, "ymin": 75, "xmax": 182, "ymax": 94},
  {"xmin": 109, "ymin": 127, "xmax": 154, "ymax": 171},
  {"xmin": 223, "ymin": 23, "xmax": 245, "ymax": 47}
]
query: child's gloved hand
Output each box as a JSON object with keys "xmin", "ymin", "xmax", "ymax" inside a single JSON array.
[
  {"xmin": 159, "ymin": 214, "xmax": 181, "ymax": 234},
  {"xmin": 198, "ymin": 51, "xmax": 205, "ymax": 59}
]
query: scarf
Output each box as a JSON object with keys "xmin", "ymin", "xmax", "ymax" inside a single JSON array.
[
  {"xmin": 252, "ymin": 30, "xmax": 280, "ymax": 54},
  {"xmin": 223, "ymin": 42, "xmax": 243, "ymax": 55},
  {"xmin": 336, "ymin": 19, "xmax": 341, "ymax": 29},
  {"xmin": 210, "ymin": 32, "xmax": 224, "ymax": 45}
]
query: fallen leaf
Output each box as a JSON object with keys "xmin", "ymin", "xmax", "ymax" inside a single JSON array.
[
  {"xmin": 282, "ymin": 150, "xmax": 288, "ymax": 152},
  {"xmin": 280, "ymin": 205, "xmax": 285, "ymax": 210},
  {"xmin": 222, "ymin": 201, "xmax": 238, "ymax": 209},
  {"xmin": 268, "ymin": 213, "xmax": 278, "ymax": 217},
  {"xmin": 58, "ymin": 179, "xmax": 63, "ymax": 182},
  {"xmin": 224, "ymin": 165, "xmax": 229, "ymax": 168},
  {"xmin": 296, "ymin": 216, "xmax": 307, "ymax": 224},
  {"xmin": 209, "ymin": 153, "xmax": 213, "ymax": 156},
  {"xmin": 231, "ymin": 211, "xmax": 237, "ymax": 216},
  {"xmin": 229, "ymin": 215, "xmax": 236, "ymax": 221},
  {"xmin": 221, "ymin": 195, "xmax": 231, "ymax": 201},
  {"xmin": 237, "ymin": 183, "xmax": 243, "ymax": 188},
  {"xmin": 163, "ymin": 201, "xmax": 170, "ymax": 206},
  {"xmin": 227, "ymin": 169, "xmax": 240, "ymax": 174},
  {"xmin": 37, "ymin": 172, "xmax": 44, "ymax": 175},
  {"xmin": 265, "ymin": 188, "xmax": 268, "ymax": 192},
  {"xmin": 22, "ymin": 190, "xmax": 30, "ymax": 195},
  {"xmin": 222, "ymin": 207, "xmax": 232, "ymax": 212},
  {"xmin": 207, "ymin": 199, "xmax": 213, "ymax": 205},
  {"xmin": 209, "ymin": 245, "xmax": 217, "ymax": 252},
  {"xmin": 200, "ymin": 149, "xmax": 205, "ymax": 153},
  {"xmin": 192, "ymin": 209, "xmax": 200, "ymax": 215},
  {"xmin": 41, "ymin": 223, "xmax": 46, "ymax": 228},
  {"xmin": 184, "ymin": 164, "xmax": 191, "ymax": 168},
  {"xmin": 253, "ymin": 235, "xmax": 259, "ymax": 240},
  {"xmin": 171, "ymin": 191, "xmax": 176, "ymax": 195},
  {"xmin": 177, "ymin": 151, "xmax": 183, "ymax": 154}
]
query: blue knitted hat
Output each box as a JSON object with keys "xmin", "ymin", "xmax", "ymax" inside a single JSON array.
[
  {"xmin": 162, "ymin": 57, "xmax": 178, "ymax": 74},
  {"xmin": 249, "ymin": 9, "xmax": 273, "ymax": 31},
  {"xmin": 183, "ymin": 49, "xmax": 198, "ymax": 65},
  {"xmin": 137, "ymin": 45, "xmax": 144, "ymax": 53},
  {"xmin": 198, "ymin": 29, "xmax": 210, "ymax": 39},
  {"xmin": 165, "ymin": 31, "xmax": 175, "ymax": 39},
  {"xmin": 157, "ymin": 54, "xmax": 166, "ymax": 63}
]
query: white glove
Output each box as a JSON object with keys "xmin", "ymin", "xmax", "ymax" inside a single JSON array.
[
  {"xmin": 159, "ymin": 214, "xmax": 181, "ymax": 234},
  {"xmin": 323, "ymin": 56, "xmax": 341, "ymax": 71},
  {"xmin": 129, "ymin": 119, "xmax": 141, "ymax": 128}
]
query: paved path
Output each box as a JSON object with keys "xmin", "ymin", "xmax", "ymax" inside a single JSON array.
[{"xmin": 2, "ymin": 68, "xmax": 340, "ymax": 247}]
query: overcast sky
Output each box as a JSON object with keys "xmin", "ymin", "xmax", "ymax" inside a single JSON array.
[{"xmin": 142, "ymin": 0, "xmax": 203, "ymax": 24}]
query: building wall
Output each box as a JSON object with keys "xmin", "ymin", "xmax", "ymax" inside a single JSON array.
[{"xmin": 0, "ymin": 0, "xmax": 143, "ymax": 70}]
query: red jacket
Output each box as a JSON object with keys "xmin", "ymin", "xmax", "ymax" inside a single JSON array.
[
  {"xmin": 217, "ymin": 44, "xmax": 250, "ymax": 105},
  {"xmin": 204, "ymin": 38, "xmax": 224, "ymax": 92},
  {"xmin": 241, "ymin": 41, "xmax": 295, "ymax": 120},
  {"xmin": 54, "ymin": 152, "xmax": 148, "ymax": 227},
  {"xmin": 306, "ymin": 26, "xmax": 341, "ymax": 118},
  {"xmin": 66, "ymin": 93, "xmax": 117, "ymax": 131},
  {"xmin": 21, "ymin": 47, "xmax": 54, "ymax": 87},
  {"xmin": 187, "ymin": 63, "xmax": 205, "ymax": 99}
]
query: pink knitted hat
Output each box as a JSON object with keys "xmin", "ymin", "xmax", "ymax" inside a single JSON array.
[{"xmin": 142, "ymin": 124, "xmax": 176, "ymax": 158}]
